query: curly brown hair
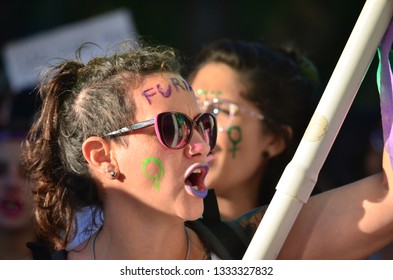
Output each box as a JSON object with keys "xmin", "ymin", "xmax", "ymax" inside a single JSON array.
[{"xmin": 21, "ymin": 40, "xmax": 183, "ymax": 251}]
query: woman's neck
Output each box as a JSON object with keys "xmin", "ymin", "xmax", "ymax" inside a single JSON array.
[
  {"xmin": 97, "ymin": 221, "xmax": 189, "ymax": 259},
  {"xmin": 70, "ymin": 211, "xmax": 207, "ymax": 260},
  {"xmin": 217, "ymin": 190, "xmax": 260, "ymax": 221},
  {"xmin": 0, "ymin": 228, "xmax": 36, "ymax": 260},
  {"xmin": 216, "ymin": 172, "xmax": 263, "ymax": 221}
]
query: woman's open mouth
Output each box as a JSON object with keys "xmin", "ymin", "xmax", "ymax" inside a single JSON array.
[
  {"xmin": 184, "ymin": 164, "xmax": 209, "ymax": 198},
  {"xmin": 0, "ymin": 197, "xmax": 24, "ymax": 218}
]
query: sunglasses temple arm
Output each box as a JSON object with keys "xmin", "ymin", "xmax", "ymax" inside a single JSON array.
[{"xmin": 106, "ymin": 119, "xmax": 155, "ymax": 136}]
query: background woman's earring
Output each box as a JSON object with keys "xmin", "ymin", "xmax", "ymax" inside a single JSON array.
[{"xmin": 262, "ymin": 151, "xmax": 270, "ymax": 158}]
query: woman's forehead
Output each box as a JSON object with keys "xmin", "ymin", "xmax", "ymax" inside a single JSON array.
[
  {"xmin": 133, "ymin": 74, "xmax": 193, "ymax": 102},
  {"xmin": 131, "ymin": 73, "xmax": 199, "ymax": 117}
]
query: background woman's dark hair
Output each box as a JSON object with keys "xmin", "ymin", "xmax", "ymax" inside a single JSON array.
[
  {"xmin": 188, "ymin": 38, "xmax": 320, "ymax": 205},
  {"xmin": 21, "ymin": 40, "xmax": 183, "ymax": 250}
]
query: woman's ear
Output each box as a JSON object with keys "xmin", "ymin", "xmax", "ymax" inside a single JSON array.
[
  {"xmin": 82, "ymin": 136, "xmax": 117, "ymax": 178},
  {"xmin": 264, "ymin": 125, "xmax": 293, "ymax": 158}
]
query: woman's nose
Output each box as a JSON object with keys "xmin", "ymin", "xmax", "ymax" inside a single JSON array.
[{"xmin": 185, "ymin": 128, "xmax": 211, "ymax": 158}]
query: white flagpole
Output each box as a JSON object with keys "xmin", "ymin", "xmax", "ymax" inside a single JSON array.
[{"xmin": 243, "ymin": 0, "xmax": 393, "ymax": 260}]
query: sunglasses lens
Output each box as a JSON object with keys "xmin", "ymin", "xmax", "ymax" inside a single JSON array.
[
  {"xmin": 196, "ymin": 113, "xmax": 217, "ymax": 149},
  {"xmin": 157, "ymin": 112, "xmax": 217, "ymax": 150},
  {"xmin": 158, "ymin": 113, "xmax": 192, "ymax": 149}
]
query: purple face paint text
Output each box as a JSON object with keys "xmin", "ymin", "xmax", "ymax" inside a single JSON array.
[{"xmin": 142, "ymin": 77, "xmax": 193, "ymax": 105}]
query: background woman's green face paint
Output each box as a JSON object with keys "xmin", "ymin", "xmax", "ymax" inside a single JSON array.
[
  {"xmin": 141, "ymin": 157, "xmax": 165, "ymax": 191},
  {"xmin": 196, "ymin": 89, "xmax": 223, "ymax": 98},
  {"xmin": 227, "ymin": 126, "xmax": 242, "ymax": 158}
]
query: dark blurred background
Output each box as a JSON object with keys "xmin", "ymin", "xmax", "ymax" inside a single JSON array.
[
  {"xmin": 0, "ymin": 0, "xmax": 384, "ymax": 188},
  {"xmin": 0, "ymin": 0, "xmax": 371, "ymax": 90}
]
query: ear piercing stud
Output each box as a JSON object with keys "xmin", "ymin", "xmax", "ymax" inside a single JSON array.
[{"xmin": 105, "ymin": 168, "xmax": 117, "ymax": 178}]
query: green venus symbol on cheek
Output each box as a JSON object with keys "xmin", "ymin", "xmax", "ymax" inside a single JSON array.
[
  {"xmin": 227, "ymin": 126, "xmax": 242, "ymax": 158},
  {"xmin": 141, "ymin": 157, "xmax": 165, "ymax": 192}
]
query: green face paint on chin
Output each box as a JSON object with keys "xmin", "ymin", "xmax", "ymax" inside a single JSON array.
[
  {"xmin": 141, "ymin": 157, "xmax": 165, "ymax": 191},
  {"xmin": 227, "ymin": 125, "xmax": 242, "ymax": 158}
]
